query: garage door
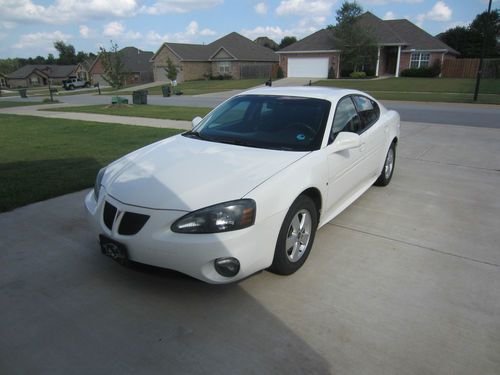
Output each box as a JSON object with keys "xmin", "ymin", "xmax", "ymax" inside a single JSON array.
[{"xmin": 288, "ymin": 57, "xmax": 329, "ymax": 78}]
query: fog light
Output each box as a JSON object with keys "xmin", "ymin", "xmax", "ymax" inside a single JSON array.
[{"xmin": 214, "ymin": 257, "xmax": 240, "ymax": 277}]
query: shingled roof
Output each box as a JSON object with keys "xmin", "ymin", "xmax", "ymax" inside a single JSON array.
[
  {"xmin": 280, "ymin": 29, "xmax": 342, "ymax": 52},
  {"xmin": 119, "ymin": 47, "xmax": 154, "ymax": 72},
  {"xmin": 153, "ymin": 32, "xmax": 278, "ymax": 62},
  {"xmin": 7, "ymin": 65, "xmax": 77, "ymax": 79},
  {"xmin": 385, "ymin": 19, "xmax": 459, "ymax": 54},
  {"xmin": 279, "ymin": 11, "xmax": 458, "ymax": 54}
]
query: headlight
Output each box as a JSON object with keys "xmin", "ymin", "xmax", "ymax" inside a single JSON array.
[
  {"xmin": 171, "ymin": 199, "xmax": 256, "ymax": 234},
  {"xmin": 93, "ymin": 167, "xmax": 106, "ymax": 201}
]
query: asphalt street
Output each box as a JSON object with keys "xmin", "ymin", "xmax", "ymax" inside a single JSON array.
[
  {"xmin": 1, "ymin": 118, "xmax": 500, "ymax": 374},
  {"xmin": 2, "ymin": 91, "xmax": 499, "ymax": 128}
]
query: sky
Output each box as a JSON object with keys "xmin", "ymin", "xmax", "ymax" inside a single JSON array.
[{"xmin": 0, "ymin": 0, "xmax": 497, "ymax": 58}]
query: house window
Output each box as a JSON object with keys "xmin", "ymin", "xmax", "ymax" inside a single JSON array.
[
  {"xmin": 218, "ymin": 61, "xmax": 231, "ymax": 74},
  {"xmin": 30, "ymin": 76, "xmax": 40, "ymax": 85},
  {"xmin": 410, "ymin": 53, "xmax": 430, "ymax": 68}
]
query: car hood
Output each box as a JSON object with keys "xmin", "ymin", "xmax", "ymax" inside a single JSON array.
[{"xmin": 105, "ymin": 134, "xmax": 308, "ymax": 211}]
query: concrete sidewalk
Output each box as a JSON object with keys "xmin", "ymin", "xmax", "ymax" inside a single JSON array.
[{"xmin": 0, "ymin": 103, "xmax": 192, "ymax": 130}]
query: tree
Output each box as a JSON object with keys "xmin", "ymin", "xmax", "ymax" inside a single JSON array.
[
  {"xmin": 164, "ymin": 57, "xmax": 178, "ymax": 81},
  {"xmin": 438, "ymin": 9, "xmax": 499, "ymax": 58},
  {"xmin": 0, "ymin": 58, "xmax": 21, "ymax": 74},
  {"xmin": 46, "ymin": 53, "xmax": 56, "ymax": 64},
  {"xmin": 279, "ymin": 36, "xmax": 297, "ymax": 49},
  {"xmin": 54, "ymin": 41, "xmax": 77, "ymax": 65},
  {"xmin": 99, "ymin": 41, "xmax": 128, "ymax": 89},
  {"xmin": 330, "ymin": 1, "xmax": 377, "ymax": 73}
]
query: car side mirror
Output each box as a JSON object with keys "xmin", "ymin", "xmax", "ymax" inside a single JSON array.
[
  {"xmin": 192, "ymin": 116, "xmax": 202, "ymax": 129},
  {"xmin": 331, "ymin": 132, "xmax": 361, "ymax": 153}
]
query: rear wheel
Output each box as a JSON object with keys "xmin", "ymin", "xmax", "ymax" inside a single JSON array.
[
  {"xmin": 374, "ymin": 142, "xmax": 396, "ymax": 186},
  {"xmin": 269, "ymin": 195, "xmax": 318, "ymax": 275}
]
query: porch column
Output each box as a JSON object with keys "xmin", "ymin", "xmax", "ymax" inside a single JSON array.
[
  {"xmin": 395, "ymin": 45, "xmax": 401, "ymax": 78},
  {"xmin": 336, "ymin": 54, "xmax": 341, "ymax": 78},
  {"xmin": 375, "ymin": 47, "xmax": 381, "ymax": 77}
]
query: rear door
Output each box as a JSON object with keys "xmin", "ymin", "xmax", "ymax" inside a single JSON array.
[{"xmin": 353, "ymin": 95, "xmax": 386, "ymax": 180}]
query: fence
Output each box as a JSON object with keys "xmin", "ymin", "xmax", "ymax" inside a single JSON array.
[
  {"xmin": 240, "ymin": 63, "xmax": 277, "ymax": 79},
  {"xmin": 442, "ymin": 58, "xmax": 500, "ymax": 79},
  {"xmin": 441, "ymin": 58, "xmax": 479, "ymax": 78}
]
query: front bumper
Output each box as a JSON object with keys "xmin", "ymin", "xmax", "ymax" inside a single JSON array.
[{"xmin": 84, "ymin": 190, "xmax": 282, "ymax": 284}]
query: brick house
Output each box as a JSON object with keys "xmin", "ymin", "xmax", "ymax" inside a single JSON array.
[
  {"xmin": 151, "ymin": 32, "xmax": 279, "ymax": 82},
  {"xmin": 278, "ymin": 12, "xmax": 459, "ymax": 78},
  {"xmin": 89, "ymin": 47, "xmax": 154, "ymax": 86},
  {"xmin": 6, "ymin": 64, "xmax": 88, "ymax": 87},
  {"xmin": 0, "ymin": 73, "xmax": 9, "ymax": 88}
]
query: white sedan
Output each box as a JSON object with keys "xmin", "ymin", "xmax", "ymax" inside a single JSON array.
[{"xmin": 85, "ymin": 87, "xmax": 400, "ymax": 284}]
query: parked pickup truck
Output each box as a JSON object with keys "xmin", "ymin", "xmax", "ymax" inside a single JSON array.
[{"xmin": 62, "ymin": 77, "xmax": 91, "ymax": 90}]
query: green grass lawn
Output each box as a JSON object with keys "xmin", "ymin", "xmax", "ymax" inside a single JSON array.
[
  {"xmin": 0, "ymin": 114, "xmax": 182, "ymax": 212},
  {"xmin": 314, "ymin": 78, "xmax": 500, "ymax": 104},
  {"xmin": 0, "ymin": 101, "xmax": 43, "ymax": 108},
  {"xmin": 45, "ymin": 104, "xmax": 212, "ymax": 120},
  {"xmin": 113, "ymin": 78, "xmax": 265, "ymax": 96}
]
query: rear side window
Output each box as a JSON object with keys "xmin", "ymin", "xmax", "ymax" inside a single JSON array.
[{"xmin": 353, "ymin": 96, "xmax": 380, "ymax": 131}]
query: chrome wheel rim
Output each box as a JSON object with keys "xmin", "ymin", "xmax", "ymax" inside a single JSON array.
[
  {"xmin": 285, "ymin": 209, "xmax": 312, "ymax": 263},
  {"xmin": 384, "ymin": 148, "xmax": 394, "ymax": 180}
]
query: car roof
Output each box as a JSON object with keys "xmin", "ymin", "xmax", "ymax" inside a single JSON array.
[{"xmin": 239, "ymin": 86, "xmax": 366, "ymax": 102}]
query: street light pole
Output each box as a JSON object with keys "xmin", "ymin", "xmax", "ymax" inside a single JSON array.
[{"xmin": 473, "ymin": 0, "xmax": 493, "ymax": 101}]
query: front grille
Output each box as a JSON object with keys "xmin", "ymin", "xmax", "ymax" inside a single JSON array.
[
  {"xmin": 118, "ymin": 212, "xmax": 150, "ymax": 235},
  {"xmin": 102, "ymin": 201, "xmax": 150, "ymax": 235},
  {"xmin": 103, "ymin": 202, "xmax": 117, "ymax": 230}
]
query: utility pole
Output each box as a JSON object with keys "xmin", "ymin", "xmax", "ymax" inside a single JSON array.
[{"xmin": 473, "ymin": 0, "xmax": 493, "ymax": 101}]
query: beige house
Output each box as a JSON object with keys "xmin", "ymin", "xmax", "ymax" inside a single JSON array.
[
  {"xmin": 6, "ymin": 64, "xmax": 89, "ymax": 87},
  {"xmin": 278, "ymin": 12, "xmax": 459, "ymax": 78},
  {"xmin": 151, "ymin": 32, "xmax": 278, "ymax": 82}
]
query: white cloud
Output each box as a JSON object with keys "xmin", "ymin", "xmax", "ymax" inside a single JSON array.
[
  {"xmin": 384, "ymin": 11, "xmax": 396, "ymax": 20},
  {"xmin": 103, "ymin": 21, "xmax": 125, "ymax": 37},
  {"xmin": 141, "ymin": 0, "xmax": 222, "ymax": 15},
  {"xmin": 276, "ymin": 0, "xmax": 334, "ymax": 16},
  {"xmin": 79, "ymin": 25, "xmax": 90, "ymax": 38},
  {"xmin": 416, "ymin": 1, "xmax": 452, "ymax": 26},
  {"xmin": 0, "ymin": 0, "xmax": 139, "ymax": 25},
  {"xmin": 426, "ymin": 1, "xmax": 452, "ymax": 21},
  {"xmin": 360, "ymin": 0, "xmax": 422, "ymax": 4},
  {"xmin": 241, "ymin": 15, "xmax": 325, "ymax": 41},
  {"xmin": 144, "ymin": 21, "xmax": 216, "ymax": 45},
  {"xmin": 255, "ymin": 2, "xmax": 268, "ymax": 15},
  {"xmin": 12, "ymin": 30, "xmax": 71, "ymax": 49}
]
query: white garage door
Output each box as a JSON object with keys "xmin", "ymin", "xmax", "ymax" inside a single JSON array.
[{"xmin": 288, "ymin": 57, "xmax": 329, "ymax": 78}]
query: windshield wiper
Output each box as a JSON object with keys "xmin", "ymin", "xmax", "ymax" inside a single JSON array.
[{"xmin": 183, "ymin": 130, "xmax": 205, "ymax": 140}]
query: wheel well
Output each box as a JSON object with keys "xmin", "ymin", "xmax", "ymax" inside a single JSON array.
[
  {"xmin": 393, "ymin": 137, "xmax": 398, "ymax": 145},
  {"xmin": 301, "ymin": 188, "xmax": 322, "ymax": 220}
]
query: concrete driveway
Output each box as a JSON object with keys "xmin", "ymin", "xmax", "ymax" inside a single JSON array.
[{"xmin": 1, "ymin": 121, "xmax": 499, "ymax": 375}]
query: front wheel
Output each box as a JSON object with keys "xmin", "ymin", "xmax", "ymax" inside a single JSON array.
[
  {"xmin": 269, "ymin": 195, "xmax": 318, "ymax": 275},
  {"xmin": 374, "ymin": 142, "xmax": 396, "ymax": 186}
]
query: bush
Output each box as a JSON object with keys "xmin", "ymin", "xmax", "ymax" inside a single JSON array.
[
  {"xmin": 401, "ymin": 63, "xmax": 441, "ymax": 78},
  {"xmin": 210, "ymin": 74, "xmax": 233, "ymax": 80},
  {"xmin": 277, "ymin": 66, "xmax": 284, "ymax": 79},
  {"xmin": 349, "ymin": 71, "xmax": 367, "ymax": 79},
  {"xmin": 327, "ymin": 66, "xmax": 335, "ymax": 79}
]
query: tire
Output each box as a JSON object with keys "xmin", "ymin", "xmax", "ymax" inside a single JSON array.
[
  {"xmin": 85, "ymin": 83, "xmax": 90, "ymax": 88},
  {"xmin": 374, "ymin": 141, "xmax": 396, "ymax": 187},
  {"xmin": 69, "ymin": 85, "xmax": 75, "ymax": 90},
  {"xmin": 269, "ymin": 195, "xmax": 318, "ymax": 275}
]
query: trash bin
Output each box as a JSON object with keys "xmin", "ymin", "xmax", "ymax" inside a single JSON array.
[
  {"xmin": 161, "ymin": 85, "xmax": 171, "ymax": 97},
  {"xmin": 19, "ymin": 88, "xmax": 27, "ymax": 98},
  {"xmin": 132, "ymin": 90, "xmax": 148, "ymax": 105}
]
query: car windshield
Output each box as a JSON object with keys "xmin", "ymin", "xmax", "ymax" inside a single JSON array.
[{"xmin": 184, "ymin": 95, "xmax": 332, "ymax": 151}]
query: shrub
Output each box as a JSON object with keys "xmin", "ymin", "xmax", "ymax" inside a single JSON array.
[
  {"xmin": 401, "ymin": 64, "xmax": 441, "ymax": 78},
  {"xmin": 327, "ymin": 66, "xmax": 335, "ymax": 79},
  {"xmin": 349, "ymin": 71, "xmax": 367, "ymax": 79},
  {"xmin": 277, "ymin": 66, "xmax": 284, "ymax": 79}
]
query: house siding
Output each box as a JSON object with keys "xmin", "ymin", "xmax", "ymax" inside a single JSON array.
[{"xmin": 153, "ymin": 46, "xmax": 183, "ymax": 82}]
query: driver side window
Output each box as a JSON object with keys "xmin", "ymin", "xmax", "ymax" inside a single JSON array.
[{"xmin": 329, "ymin": 97, "xmax": 361, "ymax": 144}]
